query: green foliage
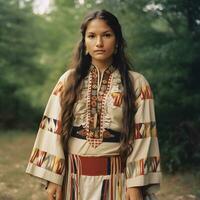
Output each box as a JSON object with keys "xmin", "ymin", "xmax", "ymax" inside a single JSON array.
[
  {"xmin": 0, "ymin": 0, "xmax": 45, "ymax": 128},
  {"xmin": 160, "ymin": 121, "xmax": 200, "ymax": 173}
]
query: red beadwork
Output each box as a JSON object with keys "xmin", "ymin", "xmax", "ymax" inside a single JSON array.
[{"xmin": 85, "ymin": 64, "xmax": 115, "ymax": 148}]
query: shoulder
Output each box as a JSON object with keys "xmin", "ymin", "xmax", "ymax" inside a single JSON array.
[
  {"xmin": 128, "ymin": 70, "xmax": 153, "ymax": 98},
  {"xmin": 128, "ymin": 70, "xmax": 150, "ymax": 87},
  {"xmin": 51, "ymin": 69, "xmax": 74, "ymax": 96},
  {"xmin": 58, "ymin": 68, "xmax": 75, "ymax": 82}
]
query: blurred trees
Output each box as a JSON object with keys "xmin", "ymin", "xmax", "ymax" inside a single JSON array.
[
  {"xmin": 0, "ymin": 0, "xmax": 199, "ymax": 171},
  {"xmin": 101, "ymin": 0, "xmax": 200, "ymax": 171},
  {"xmin": 0, "ymin": 0, "xmax": 45, "ymax": 128}
]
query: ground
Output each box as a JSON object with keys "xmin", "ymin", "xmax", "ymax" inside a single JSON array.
[{"xmin": 0, "ymin": 130, "xmax": 199, "ymax": 200}]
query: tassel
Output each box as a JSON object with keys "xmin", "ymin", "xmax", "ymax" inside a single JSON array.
[
  {"xmin": 117, "ymin": 176, "xmax": 122, "ymax": 200},
  {"xmin": 109, "ymin": 158, "xmax": 114, "ymax": 200},
  {"xmin": 116, "ymin": 156, "xmax": 122, "ymax": 200}
]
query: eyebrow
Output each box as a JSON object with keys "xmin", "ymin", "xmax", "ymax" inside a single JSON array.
[{"xmin": 86, "ymin": 30, "xmax": 112, "ymax": 34}]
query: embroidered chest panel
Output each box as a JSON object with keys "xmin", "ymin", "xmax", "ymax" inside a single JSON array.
[{"xmin": 73, "ymin": 65, "xmax": 124, "ymax": 148}]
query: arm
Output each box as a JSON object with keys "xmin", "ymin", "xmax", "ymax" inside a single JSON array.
[
  {"xmin": 26, "ymin": 70, "xmax": 72, "ymax": 187},
  {"xmin": 126, "ymin": 72, "xmax": 161, "ymax": 198}
]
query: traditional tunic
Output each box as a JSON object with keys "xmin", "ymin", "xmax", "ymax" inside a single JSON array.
[{"xmin": 26, "ymin": 64, "xmax": 161, "ymax": 200}]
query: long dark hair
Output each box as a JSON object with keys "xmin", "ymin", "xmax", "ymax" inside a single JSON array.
[{"xmin": 60, "ymin": 9, "xmax": 136, "ymax": 198}]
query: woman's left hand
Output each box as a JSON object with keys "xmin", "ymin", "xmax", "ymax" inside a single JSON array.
[{"xmin": 126, "ymin": 187, "xmax": 143, "ymax": 200}]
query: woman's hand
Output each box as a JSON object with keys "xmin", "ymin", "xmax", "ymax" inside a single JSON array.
[
  {"xmin": 46, "ymin": 182, "xmax": 62, "ymax": 200},
  {"xmin": 126, "ymin": 187, "xmax": 143, "ymax": 200}
]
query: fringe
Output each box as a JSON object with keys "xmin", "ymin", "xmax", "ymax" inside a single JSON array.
[{"xmin": 68, "ymin": 154, "xmax": 124, "ymax": 200}]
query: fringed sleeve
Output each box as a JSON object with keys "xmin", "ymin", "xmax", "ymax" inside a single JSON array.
[
  {"xmin": 126, "ymin": 72, "xmax": 161, "ymax": 194},
  {"xmin": 26, "ymin": 70, "xmax": 72, "ymax": 186}
]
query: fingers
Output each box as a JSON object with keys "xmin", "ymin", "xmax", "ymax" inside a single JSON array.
[
  {"xmin": 56, "ymin": 188, "xmax": 62, "ymax": 200},
  {"xmin": 46, "ymin": 186, "xmax": 56, "ymax": 200},
  {"xmin": 47, "ymin": 190, "xmax": 61, "ymax": 200},
  {"xmin": 47, "ymin": 187, "xmax": 62, "ymax": 200},
  {"xmin": 46, "ymin": 182, "xmax": 62, "ymax": 200},
  {"xmin": 47, "ymin": 191, "xmax": 56, "ymax": 200}
]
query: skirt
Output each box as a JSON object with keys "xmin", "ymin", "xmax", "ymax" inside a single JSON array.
[{"xmin": 65, "ymin": 154, "xmax": 127, "ymax": 200}]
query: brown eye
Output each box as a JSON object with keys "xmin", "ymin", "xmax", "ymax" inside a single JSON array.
[
  {"xmin": 104, "ymin": 33, "xmax": 112, "ymax": 38},
  {"xmin": 88, "ymin": 35, "xmax": 95, "ymax": 39}
]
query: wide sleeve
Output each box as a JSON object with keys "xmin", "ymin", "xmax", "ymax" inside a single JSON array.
[
  {"xmin": 26, "ymin": 70, "xmax": 72, "ymax": 186},
  {"xmin": 126, "ymin": 73, "xmax": 161, "ymax": 192}
]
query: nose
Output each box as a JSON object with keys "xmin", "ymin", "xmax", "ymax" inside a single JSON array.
[{"xmin": 96, "ymin": 36, "xmax": 103, "ymax": 47}]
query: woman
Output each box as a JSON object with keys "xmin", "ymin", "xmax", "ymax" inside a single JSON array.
[{"xmin": 26, "ymin": 9, "xmax": 161, "ymax": 200}]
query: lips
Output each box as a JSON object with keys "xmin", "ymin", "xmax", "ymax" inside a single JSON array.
[{"xmin": 94, "ymin": 50, "xmax": 105, "ymax": 53}]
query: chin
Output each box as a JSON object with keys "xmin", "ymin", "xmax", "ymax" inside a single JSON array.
[{"xmin": 92, "ymin": 55, "xmax": 113, "ymax": 62}]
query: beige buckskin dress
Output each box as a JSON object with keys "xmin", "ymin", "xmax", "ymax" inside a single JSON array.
[{"xmin": 26, "ymin": 64, "xmax": 161, "ymax": 200}]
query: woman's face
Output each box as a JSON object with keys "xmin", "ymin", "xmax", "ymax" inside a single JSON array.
[{"xmin": 85, "ymin": 19, "xmax": 116, "ymax": 65}]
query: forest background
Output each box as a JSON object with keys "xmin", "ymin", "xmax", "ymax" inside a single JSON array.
[{"xmin": 0, "ymin": 0, "xmax": 200, "ymax": 199}]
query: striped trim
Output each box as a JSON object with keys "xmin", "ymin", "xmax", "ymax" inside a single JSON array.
[
  {"xmin": 126, "ymin": 156, "xmax": 160, "ymax": 178},
  {"xmin": 100, "ymin": 179, "xmax": 109, "ymax": 200},
  {"xmin": 29, "ymin": 148, "xmax": 65, "ymax": 175}
]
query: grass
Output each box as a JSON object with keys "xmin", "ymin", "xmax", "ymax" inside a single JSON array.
[
  {"xmin": 0, "ymin": 130, "xmax": 199, "ymax": 200},
  {"xmin": 0, "ymin": 130, "xmax": 46, "ymax": 200}
]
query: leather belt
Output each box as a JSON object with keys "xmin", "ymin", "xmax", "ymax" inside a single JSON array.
[{"xmin": 71, "ymin": 126, "xmax": 122, "ymax": 143}]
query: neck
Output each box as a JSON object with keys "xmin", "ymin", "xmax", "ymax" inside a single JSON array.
[{"xmin": 92, "ymin": 59, "xmax": 113, "ymax": 73}]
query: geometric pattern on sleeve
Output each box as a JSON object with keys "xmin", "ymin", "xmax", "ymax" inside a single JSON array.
[
  {"xmin": 126, "ymin": 156, "xmax": 160, "ymax": 178},
  {"xmin": 52, "ymin": 81, "xmax": 64, "ymax": 96},
  {"xmin": 29, "ymin": 148, "xmax": 65, "ymax": 175},
  {"xmin": 134, "ymin": 122, "xmax": 157, "ymax": 139},
  {"xmin": 39, "ymin": 115, "xmax": 62, "ymax": 135},
  {"xmin": 141, "ymin": 85, "xmax": 153, "ymax": 100}
]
